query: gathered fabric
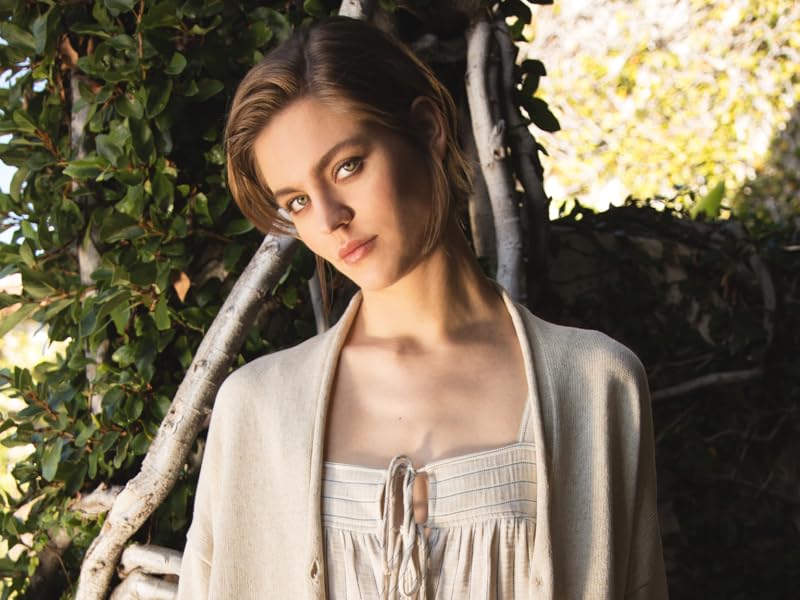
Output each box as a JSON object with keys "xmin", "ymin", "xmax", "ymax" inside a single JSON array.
[{"xmin": 322, "ymin": 442, "xmax": 537, "ymax": 599}]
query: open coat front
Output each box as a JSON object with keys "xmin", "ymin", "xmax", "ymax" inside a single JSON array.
[{"xmin": 177, "ymin": 285, "xmax": 669, "ymax": 599}]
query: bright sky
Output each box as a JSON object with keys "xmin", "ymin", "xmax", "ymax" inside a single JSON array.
[{"xmin": 0, "ymin": 150, "xmax": 15, "ymax": 245}]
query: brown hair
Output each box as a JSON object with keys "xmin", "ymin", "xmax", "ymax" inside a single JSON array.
[{"xmin": 223, "ymin": 15, "xmax": 473, "ymax": 315}]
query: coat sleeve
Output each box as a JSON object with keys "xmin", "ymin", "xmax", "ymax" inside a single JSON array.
[
  {"xmin": 624, "ymin": 354, "xmax": 669, "ymax": 599},
  {"xmin": 176, "ymin": 382, "xmax": 230, "ymax": 599}
]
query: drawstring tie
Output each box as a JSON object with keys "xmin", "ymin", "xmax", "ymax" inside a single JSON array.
[{"xmin": 376, "ymin": 455, "xmax": 429, "ymax": 599}]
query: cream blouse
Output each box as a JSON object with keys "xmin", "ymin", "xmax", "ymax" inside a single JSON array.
[{"xmin": 320, "ymin": 388, "xmax": 536, "ymax": 599}]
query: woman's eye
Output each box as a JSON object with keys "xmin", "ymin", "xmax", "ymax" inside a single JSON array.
[
  {"xmin": 287, "ymin": 195, "xmax": 309, "ymax": 214},
  {"xmin": 336, "ymin": 158, "xmax": 362, "ymax": 179}
]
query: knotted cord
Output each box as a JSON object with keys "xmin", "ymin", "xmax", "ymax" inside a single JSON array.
[{"xmin": 376, "ymin": 455, "xmax": 429, "ymax": 599}]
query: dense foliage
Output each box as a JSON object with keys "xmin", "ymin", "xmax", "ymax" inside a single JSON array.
[
  {"xmin": 0, "ymin": 1, "xmax": 324, "ymax": 596},
  {"xmin": 540, "ymin": 197, "xmax": 799, "ymax": 598}
]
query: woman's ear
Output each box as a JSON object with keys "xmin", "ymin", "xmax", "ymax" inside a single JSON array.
[{"xmin": 410, "ymin": 96, "xmax": 447, "ymax": 161}]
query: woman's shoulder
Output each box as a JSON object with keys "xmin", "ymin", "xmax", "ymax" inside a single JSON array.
[
  {"xmin": 514, "ymin": 301, "xmax": 648, "ymax": 396},
  {"xmin": 213, "ymin": 325, "xmax": 339, "ymax": 408}
]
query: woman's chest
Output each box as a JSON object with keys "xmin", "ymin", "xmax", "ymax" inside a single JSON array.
[{"xmin": 322, "ymin": 341, "xmax": 530, "ymax": 470}]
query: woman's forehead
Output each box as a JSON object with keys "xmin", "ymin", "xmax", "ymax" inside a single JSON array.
[{"xmin": 253, "ymin": 98, "xmax": 375, "ymax": 188}]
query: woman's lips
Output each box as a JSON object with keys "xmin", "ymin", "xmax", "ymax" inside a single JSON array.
[{"xmin": 339, "ymin": 236, "xmax": 377, "ymax": 265}]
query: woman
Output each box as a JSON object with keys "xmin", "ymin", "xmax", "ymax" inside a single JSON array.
[{"xmin": 177, "ymin": 15, "xmax": 668, "ymax": 600}]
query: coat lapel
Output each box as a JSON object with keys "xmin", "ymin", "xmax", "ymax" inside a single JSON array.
[
  {"xmin": 305, "ymin": 289, "xmax": 364, "ymax": 599},
  {"xmin": 302, "ymin": 284, "xmax": 554, "ymax": 598}
]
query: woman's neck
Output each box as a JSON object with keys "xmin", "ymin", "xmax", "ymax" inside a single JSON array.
[{"xmin": 352, "ymin": 220, "xmax": 504, "ymax": 354}]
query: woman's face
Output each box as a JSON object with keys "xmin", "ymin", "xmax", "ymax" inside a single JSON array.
[{"xmin": 252, "ymin": 95, "xmax": 442, "ymax": 291}]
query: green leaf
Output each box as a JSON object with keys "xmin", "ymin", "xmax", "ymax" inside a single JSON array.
[
  {"xmin": 115, "ymin": 183, "xmax": 147, "ymax": 217},
  {"xmin": 125, "ymin": 395, "xmax": 144, "ymax": 422},
  {"xmin": 88, "ymin": 446, "xmax": 99, "ymax": 479},
  {"xmin": 95, "ymin": 290, "xmax": 130, "ymax": 325},
  {"xmin": 224, "ymin": 219, "xmax": 254, "ymax": 236},
  {"xmin": 522, "ymin": 97, "xmax": 560, "ymax": 132},
  {"xmin": 19, "ymin": 241, "xmax": 35, "ymax": 267},
  {"xmin": 304, "ymin": 0, "xmax": 326, "ymax": 16},
  {"xmin": 12, "ymin": 110, "xmax": 38, "ymax": 134},
  {"xmin": 116, "ymin": 92, "xmax": 144, "ymax": 119},
  {"xmin": 64, "ymin": 461, "xmax": 87, "ymax": 496},
  {"xmin": 95, "ymin": 134, "xmax": 125, "ymax": 166},
  {"xmin": 69, "ymin": 23, "xmax": 114, "ymax": 38},
  {"xmin": 281, "ymin": 285, "xmax": 298, "ymax": 309},
  {"xmin": 152, "ymin": 171, "xmax": 174, "ymax": 214},
  {"xmin": 99, "ymin": 430, "xmax": 120, "ymax": 453},
  {"xmin": 104, "ymin": 0, "xmax": 136, "ymax": 15},
  {"xmin": 43, "ymin": 298, "xmax": 71, "ymax": 320},
  {"xmin": 0, "ymin": 23, "xmax": 36, "ymax": 52},
  {"xmin": 113, "ymin": 435, "xmax": 130, "ymax": 468},
  {"xmin": 153, "ymin": 296, "xmax": 170, "ymax": 330},
  {"xmin": 164, "ymin": 52, "xmax": 187, "ymax": 75},
  {"xmin": 691, "ymin": 181, "xmax": 725, "ymax": 220},
  {"xmin": 32, "ymin": 11, "xmax": 51, "ymax": 55},
  {"xmin": 142, "ymin": 1, "xmax": 181, "ymax": 29},
  {"xmin": 41, "ymin": 437, "xmax": 63, "ymax": 482},
  {"xmin": 20, "ymin": 220, "xmax": 38, "ymax": 245},
  {"xmin": 130, "ymin": 119, "xmax": 155, "ymax": 163},
  {"xmin": 74, "ymin": 421, "xmax": 97, "ymax": 447},
  {"xmin": 110, "ymin": 300, "xmax": 130, "ymax": 334},
  {"xmin": 193, "ymin": 192, "xmax": 212, "ymax": 225},
  {"xmin": 0, "ymin": 303, "xmax": 38, "ymax": 338},
  {"xmin": 131, "ymin": 431, "xmax": 151, "ymax": 455},
  {"xmin": 192, "ymin": 79, "xmax": 224, "ymax": 102},
  {"xmin": 147, "ymin": 79, "xmax": 172, "ymax": 117},
  {"xmin": 63, "ymin": 156, "xmax": 109, "ymax": 179},
  {"xmin": 111, "ymin": 344, "xmax": 137, "ymax": 367}
]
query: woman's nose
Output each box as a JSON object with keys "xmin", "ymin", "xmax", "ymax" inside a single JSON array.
[{"xmin": 315, "ymin": 191, "xmax": 353, "ymax": 233}]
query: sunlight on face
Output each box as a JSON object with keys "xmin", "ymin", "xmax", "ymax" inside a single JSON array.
[{"xmin": 253, "ymin": 96, "xmax": 435, "ymax": 290}]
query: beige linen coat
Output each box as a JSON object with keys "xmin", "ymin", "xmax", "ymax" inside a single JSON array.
[{"xmin": 177, "ymin": 285, "xmax": 669, "ymax": 599}]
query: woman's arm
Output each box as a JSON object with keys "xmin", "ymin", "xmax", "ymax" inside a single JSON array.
[
  {"xmin": 176, "ymin": 389, "xmax": 228, "ymax": 599},
  {"xmin": 624, "ymin": 355, "xmax": 669, "ymax": 599}
]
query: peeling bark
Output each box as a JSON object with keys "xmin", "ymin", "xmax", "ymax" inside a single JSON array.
[
  {"xmin": 117, "ymin": 544, "xmax": 183, "ymax": 578},
  {"xmin": 69, "ymin": 483, "xmax": 123, "ymax": 517},
  {"xmin": 108, "ymin": 570, "xmax": 177, "ymax": 600},
  {"xmin": 338, "ymin": 0, "xmax": 373, "ymax": 20}
]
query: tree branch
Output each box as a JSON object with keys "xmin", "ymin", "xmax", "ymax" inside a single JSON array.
[
  {"xmin": 492, "ymin": 17, "xmax": 551, "ymax": 305},
  {"xmin": 108, "ymin": 570, "xmax": 177, "ymax": 600},
  {"xmin": 465, "ymin": 15, "xmax": 524, "ymax": 300},
  {"xmin": 338, "ymin": 0, "xmax": 373, "ymax": 20},
  {"xmin": 76, "ymin": 234, "xmax": 297, "ymax": 600},
  {"xmin": 117, "ymin": 543, "xmax": 183, "ymax": 578},
  {"xmin": 651, "ymin": 367, "xmax": 764, "ymax": 402}
]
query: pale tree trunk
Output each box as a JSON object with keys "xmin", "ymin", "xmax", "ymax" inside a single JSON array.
[
  {"xmin": 338, "ymin": 0, "xmax": 372, "ymax": 19},
  {"xmin": 465, "ymin": 16, "xmax": 525, "ymax": 301},
  {"xmin": 117, "ymin": 543, "xmax": 183, "ymax": 579},
  {"xmin": 459, "ymin": 97, "xmax": 496, "ymax": 262},
  {"xmin": 309, "ymin": 269, "xmax": 329, "ymax": 334},
  {"xmin": 76, "ymin": 234, "xmax": 296, "ymax": 600},
  {"xmin": 492, "ymin": 17, "xmax": 551, "ymax": 304},
  {"xmin": 108, "ymin": 571, "xmax": 177, "ymax": 600}
]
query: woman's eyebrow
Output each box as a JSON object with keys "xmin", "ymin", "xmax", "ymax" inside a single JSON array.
[{"xmin": 272, "ymin": 134, "xmax": 369, "ymax": 200}]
